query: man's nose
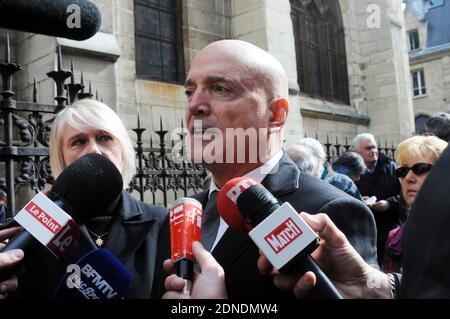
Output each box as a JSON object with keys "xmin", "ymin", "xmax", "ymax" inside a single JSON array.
[{"xmin": 188, "ymin": 89, "xmax": 211, "ymax": 117}]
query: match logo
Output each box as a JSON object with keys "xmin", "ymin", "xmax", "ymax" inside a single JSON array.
[{"xmin": 264, "ymin": 218, "xmax": 303, "ymax": 254}]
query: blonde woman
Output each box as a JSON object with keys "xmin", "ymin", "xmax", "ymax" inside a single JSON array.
[
  {"xmin": 383, "ymin": 135, "xmax": 447, "ymax": 272},
  {"xmin": 19, "ymin": 99, "xmax": 167, "ymax": 298}
]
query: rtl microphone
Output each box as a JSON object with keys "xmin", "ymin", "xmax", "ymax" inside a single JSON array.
[
  {"xmin": 217, "ymin": 177, "xmax": 343, "ymax": 299},
  {"xmin": 1, "ymin": 153, "xmax": 123, "ymax": 257},
  {"xmin": 169, "ymin": 198, "xmax": 203, "ymax": 295},
  {"xmin": 0, "ymin": 0, "xmax": 101, "ymax": 41},
  {"xmin": 53, "ymin": 249, "xmax": 131, "ymax": 299}
]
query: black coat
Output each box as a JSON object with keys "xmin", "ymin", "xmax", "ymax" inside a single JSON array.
[
  {"xmin": 355, "ymin": 153, "xmax": 402, "ymax": 235},
  {"xmin": 16, "ymin": 191, "xmax": 167, "ymax": 299},
  {"xmin": 152, "ymin": 152, "xmax": 378, "ymax": 299}
]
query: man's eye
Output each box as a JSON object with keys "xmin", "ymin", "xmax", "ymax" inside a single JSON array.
[
  {"xmin": 185, "ymin": 89, "xmax": 194, "ymax": 98},
  {"xmin": 212, "ymin": 84, "xmax": 228, "ymax": 93}
]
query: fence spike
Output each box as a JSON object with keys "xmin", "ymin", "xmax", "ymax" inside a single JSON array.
[
  {"xmin": 57, "ymin": 45, "xmax": 63, "ymax": 71},
  {"xmin": 70, "ymin": 59, "xmax": 75, "ymax": 84},
  {"xmin": 33, "ymin": 78, "xmax": 37, "ymax": 103},
  {"xmin": 5, "ymin": 33, "xmax": 10, "ymax": 64}
]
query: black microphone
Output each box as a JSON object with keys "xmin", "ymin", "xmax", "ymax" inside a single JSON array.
[
  {"xmin": 0, "ymin": 0, "xmax": 101, "ymax": 40},
  {"xmin": 1, "ymin": 153, "xmax": 123, "ymax": 256},
  {"xmin": 218, "ymin": 177, "xmax": 343, "ymax": 299}
]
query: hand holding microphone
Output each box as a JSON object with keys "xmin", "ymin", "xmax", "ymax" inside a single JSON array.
[
  {"xmin": 0, "ymin": 154, "xmax": 133, "ymax": 299},
  {"xmin": 1, "ymin": 153, "xmax": 123, "ymax": 257},
  {"xmin": 217, "ymin": 177, "xmax": 343, "ymax": 299},
  {"xmin": 165, "ymin": 198, "xmax": 227, "ymax": 299},
  {"xmin": 162, "ymin": 241, "xmax": 227, "ymax": 299},
  {"xmin": 169, "ymin": 198, "xmax": 203, "ymax": 295},
  {"xmin": 257, "ymin": 212, "xmax": 384, "ymax": 299}
]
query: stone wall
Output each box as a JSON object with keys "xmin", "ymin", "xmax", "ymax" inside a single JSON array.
[
  {"xmin": 1, "ymin": 0, "xmax": 415, "ymax": 148},
  {"xmin": 410, "ymin": 53, "xmax": 450, "ymax": 115}
]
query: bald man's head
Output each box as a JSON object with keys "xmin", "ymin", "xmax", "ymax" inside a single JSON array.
[
  {"xmin": 185, "ymin": 40, "xmax": 289, "ymax": 184},
  {"xmin": 191, "ymin": 40, "xmax": 289, "ymax": 101}
]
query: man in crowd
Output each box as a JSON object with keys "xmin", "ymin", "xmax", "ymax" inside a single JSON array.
[{"xmin": 353, "ymin": 133, "xmax": 401, "ymax": 266}]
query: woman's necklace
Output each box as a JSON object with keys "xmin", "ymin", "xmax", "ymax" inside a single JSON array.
[{"xmin": 86, "ymin": 228, "xmax": 110, "ymax": 247}]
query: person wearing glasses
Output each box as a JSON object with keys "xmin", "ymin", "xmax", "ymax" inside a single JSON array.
[
  {"xmin": 382, "ymin": 135, "xmax": 448, "ymax": 273},
  {"xmin": 352, "ymin": 133, "xmax": 401, "ymax": 267}
]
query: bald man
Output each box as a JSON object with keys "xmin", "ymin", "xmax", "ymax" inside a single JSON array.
[{"xmin": 152, "ymin": 40, "xmax": 377, "ymax": 299}]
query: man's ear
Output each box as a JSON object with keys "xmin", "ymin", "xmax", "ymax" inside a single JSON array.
[{"xmin": 269, "ymin": 98, "xmax": 289, "ymax": 127}]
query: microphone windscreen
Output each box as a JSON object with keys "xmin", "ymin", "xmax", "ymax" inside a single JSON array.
[
  {"xmin": 48, "ymin": 153, "xmax": 123, "ymax": 221},
  {"xmin": 53, "ymin": 249, "xmax": 131, "ymax": 299},
  {"xmin": 169, "ymin": 198, "xmax": 203, "ymax": 263},
  {"xmin": 0, "ymin": 0, "xmax": 101, "ymax": 40},
  {"xmin": 217, "ymin": 177, "xmax": 255, "ymax": 233}
]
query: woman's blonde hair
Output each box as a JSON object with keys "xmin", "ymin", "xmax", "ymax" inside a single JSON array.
[
  {"xmin": 396, "ymin": 135, "xmax": 448, "ymax": 166},
  {"xmin": 49, "ymin": 99, "xmax": 136, "ymax": 187}
]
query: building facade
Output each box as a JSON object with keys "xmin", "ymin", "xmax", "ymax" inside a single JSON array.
[
  {"xmin": 1, "ymin": 0, "xmax": 415, "ymax": 148},
  {"xmin": 404, "ymin": 0, "xmax": 450, "ymax": 133}
]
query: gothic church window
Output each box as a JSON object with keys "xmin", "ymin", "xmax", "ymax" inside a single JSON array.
[
  {"xmin": 290, "ymin": 0, "xmax": 350, "ymax": 104},
  {"xmin": 135, "ymin": 0, "xmax": 184, "ymax": 83}
]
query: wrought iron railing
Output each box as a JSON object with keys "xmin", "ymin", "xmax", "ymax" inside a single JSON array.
[{"xmin": 303, "ymin": 132, "xmax": 397, "ymax": 163}]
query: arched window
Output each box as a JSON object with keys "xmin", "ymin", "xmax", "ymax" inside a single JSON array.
[
  {"xmin": 135, "ymin": 0, "xmax": 184, "ymax": 83},
  {"xmin": 415, "ymin": 114, "xmax": 431, "ymax": 134},
  {"xmin": 290, "ymin": 0, "xmax": 350, "ymax": 104}
]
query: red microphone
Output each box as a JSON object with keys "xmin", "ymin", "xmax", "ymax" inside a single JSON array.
[
  {"xmin": 169, "ymin": 198, "xmax": 203, "ymax": 295},
  {"xmin": 217, "ymin": 177, "xmax": 343, "ymax": 299},
  {"xmin": 217, "ymin": 177, "xmax": 255, "ymax": 232}
]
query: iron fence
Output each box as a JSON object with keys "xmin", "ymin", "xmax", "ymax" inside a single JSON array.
[{"xmin": 303, "ymin": 133, "xmax": 397, "ymax": 163}]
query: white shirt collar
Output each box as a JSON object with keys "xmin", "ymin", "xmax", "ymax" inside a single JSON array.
[
  {"xmin": 207, "ymin": 150, "xmax": 284, "ymax": 251},
  {"xmin": 208, "ymin": 150, "xmax": 284, "ymax": 197}
]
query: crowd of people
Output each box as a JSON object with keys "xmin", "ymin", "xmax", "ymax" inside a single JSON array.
[{"xmin": 1, "ymin": 39, "xmax": 450, "ymax": 300}]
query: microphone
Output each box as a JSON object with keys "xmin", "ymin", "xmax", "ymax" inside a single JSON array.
[
  {"xmin": 1, "ymin": 153, "xmax": 123, "ymax": 257},
  {"xmin": 0, "ymin": 0, "xmax": 101, "ymax": 41},
  {"xmin": 217, "ymin": 177, "xmax": 343, "ymax": 299},
  {"xmin": 53, "ymin": 248, "xmax": 131, "ymax": 299},
  {"xmin": 169, "ymin": 198, "xmax": 203, "ymax": 295}
]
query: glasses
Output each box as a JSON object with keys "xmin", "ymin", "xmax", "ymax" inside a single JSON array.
[{"xmin": 396, "ymin": 163, "xmax": 433, "ymax": 178}]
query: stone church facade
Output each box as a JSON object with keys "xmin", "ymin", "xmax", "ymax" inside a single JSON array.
[{"xmin": 1, "ymin": 0, "xmax": 415, "ymax": 147}]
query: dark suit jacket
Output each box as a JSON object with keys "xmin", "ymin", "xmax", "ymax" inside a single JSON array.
[
  {"xmin": 16, "ymin": 191, "xmax": 167, "ymax": 299},
  {"xmin": 152, "ymin": 153, "xmax": 377, "ymax": 299}
]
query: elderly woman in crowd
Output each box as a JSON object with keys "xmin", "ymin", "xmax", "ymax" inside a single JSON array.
[
  {"xmin": 287, "ymin": 138, "xmax": 364, "ymax": 201},
  {"xmin": 383, "ymin": 135, "xmax": 447, "ymax": 272},
  {"xmin": 332, "ymin": 151, "xmax": 366, "ymax": 182},
  {"xmin": 16, "ymin": 98, "xmax": 167, "ymax": 298}
]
